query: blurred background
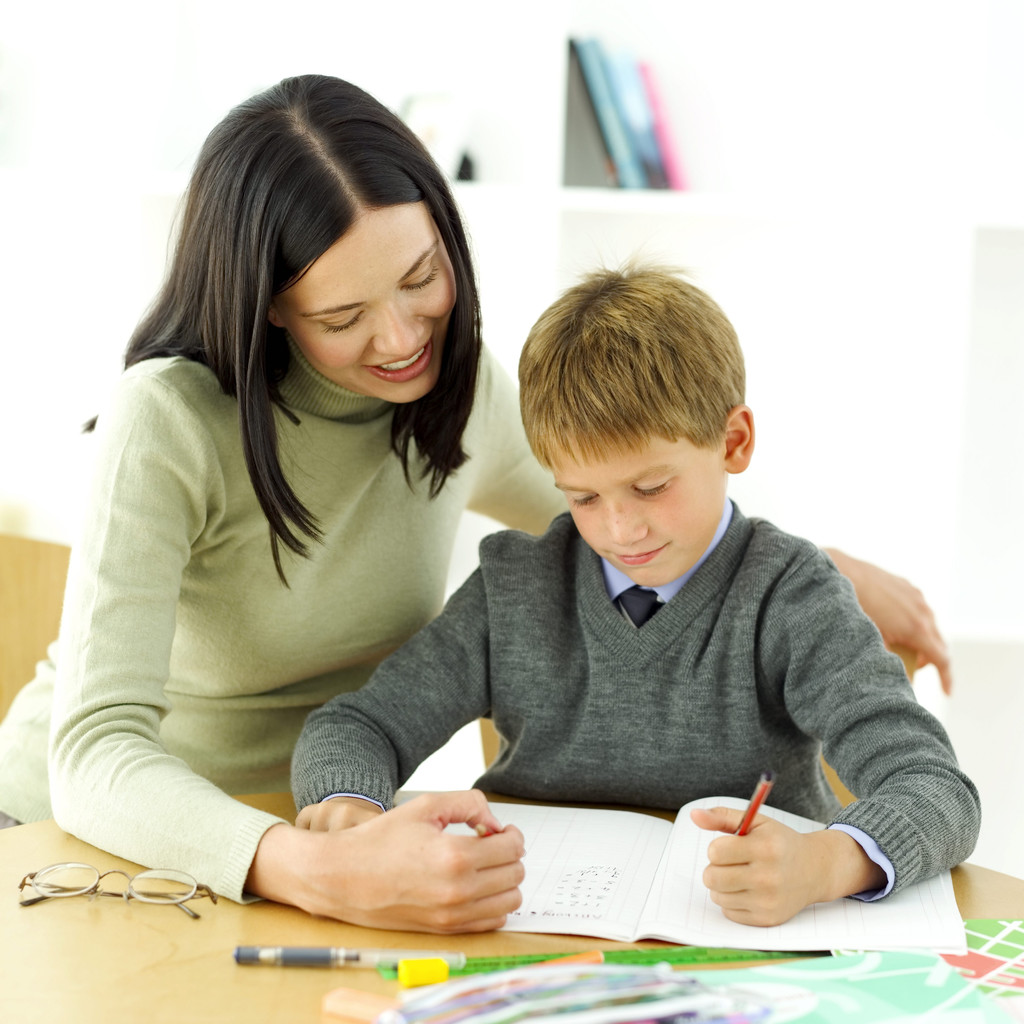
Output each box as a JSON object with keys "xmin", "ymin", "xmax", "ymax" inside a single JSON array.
[{"xmin": 1, "ymin": 0, "xmax": 1021, "ymax": 873}]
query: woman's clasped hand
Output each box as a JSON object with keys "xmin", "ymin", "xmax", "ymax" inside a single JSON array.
[{"xmin": 258, "ymin": 790, "xmax": 525, "ymax": 933}]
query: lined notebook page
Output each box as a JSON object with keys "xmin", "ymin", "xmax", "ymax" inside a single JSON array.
[
  {"xmin": 476, "ymin": 799, "xmax": 965, "ymax": 953},
  {"xmin": 640, "ymin": 796, "xmax": 965, "ymax": 953},
  {"xmin": 494, "ymin": 803, "xmax": 672, "ymax": 941}
]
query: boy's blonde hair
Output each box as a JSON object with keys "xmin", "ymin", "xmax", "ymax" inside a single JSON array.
[{"xmin": 519, "ymin": 264, "xmax": 746, "ymax": 466}]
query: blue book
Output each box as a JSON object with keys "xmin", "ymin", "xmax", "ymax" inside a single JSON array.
[
  {"xmin": 605, "ymin": 49, "xmax": 669, "ymax": 189},
  {"xmin": 571, "ymin": 38, "xmax": 647, "ymax": 189}
]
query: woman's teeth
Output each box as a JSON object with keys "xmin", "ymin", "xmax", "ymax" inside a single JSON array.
[{"xmin": 380, "ymin": 347, "xmax": 425, "ymax": 371}]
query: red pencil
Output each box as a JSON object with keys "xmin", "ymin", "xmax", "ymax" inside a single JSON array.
[{"xmin": 735, "ymin": 771, "xmax": 775, "ymax": 836}]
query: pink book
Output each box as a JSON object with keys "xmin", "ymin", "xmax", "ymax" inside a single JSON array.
[{"xmin": 639, "ymin": 62, "xmax": 689, "ymax": 191}]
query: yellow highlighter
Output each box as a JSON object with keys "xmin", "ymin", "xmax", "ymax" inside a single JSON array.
[{"xmin": 397, "ymin": 957, "xmax": 451, "ymax": 988}]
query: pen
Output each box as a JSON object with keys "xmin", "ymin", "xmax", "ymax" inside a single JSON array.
[
  {"xmin": 234, "ymin": 946, "xmax": 468, "ymax": 968},
  {"xmin": 734, "ymin": 770, "xmax": 774, "ymax": 836}
]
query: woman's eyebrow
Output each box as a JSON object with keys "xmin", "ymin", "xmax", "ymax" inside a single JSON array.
[
  {"xmin": 300, "ymin": 244, "xmax": 439, "ymax": 319},
  {"xmin": 399, "ymin": 242, "xmax": 438, "ymax": 281},
  {"xmin": 301, "ymin": 299, "xmax": 361, "ymax": 318}
]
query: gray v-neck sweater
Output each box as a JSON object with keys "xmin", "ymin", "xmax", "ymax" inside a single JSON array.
[{"xmin": 292, "ymin": 508, "xmax": 979, "ymax": 894}]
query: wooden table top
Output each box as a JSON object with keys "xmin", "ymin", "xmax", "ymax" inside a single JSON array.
[{"xmin": 3, "ymin": 792, "xmax": 1022, "ymax": 1024}]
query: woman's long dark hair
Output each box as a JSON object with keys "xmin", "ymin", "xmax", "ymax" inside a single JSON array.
[{"xmin": 97, "ymin": 75, "xmax": 482, "ymax": 580}]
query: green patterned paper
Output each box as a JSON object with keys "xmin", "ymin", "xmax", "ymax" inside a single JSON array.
[
  {"xmin": 941, "ymin": 919, "xmax": 1024, "ymax": 1012},
  {"xmin": 697, "ymin": 950, "xmax": 1014, "ymax": 1022}
]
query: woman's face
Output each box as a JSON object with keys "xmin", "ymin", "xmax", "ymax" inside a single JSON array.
[{"xmin": 268, "ymin": 202, "xmax": 456, "ymax": 402}]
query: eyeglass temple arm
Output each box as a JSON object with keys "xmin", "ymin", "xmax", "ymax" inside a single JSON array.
[
  {"xmin": 19, "ymin": 893, "xmax": 52, "ymax": 907},
  {"xmin": 167, "ymin": 883, "xmax": 217, "ymax": 918},
  {"xmin": 19, "ymin": 880, "xmax": 89, "ymax": 907}
]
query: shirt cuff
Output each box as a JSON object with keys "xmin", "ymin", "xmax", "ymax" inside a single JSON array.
[
  {"xmin": 324, "ymin": 792, "xmax": 386, "ymax": 813},
  {"xmin": 829, "ymin": 823, "xmax": 895, "ymax": 900}
]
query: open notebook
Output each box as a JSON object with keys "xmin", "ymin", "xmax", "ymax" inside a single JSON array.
[{"xmin": 473, "ymin": 797, "xmax": 965, "ymax": 954}]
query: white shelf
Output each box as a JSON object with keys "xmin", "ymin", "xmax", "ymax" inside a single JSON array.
[
  {"xmin": 556, "ymin": 187, "xmax": 763, "ymax": 217},
  {"xmin": 459, "ymin": 180, "xmax": 1024, "ymax": 229}
]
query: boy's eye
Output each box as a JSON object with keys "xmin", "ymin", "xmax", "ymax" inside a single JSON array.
[
  {"xmin": 569, "ymin": 494, "xmax": 598, "ymax": 508},
  {"xmin": 636, "ymin": 483, "xmax": 668, "ymax": 498}
]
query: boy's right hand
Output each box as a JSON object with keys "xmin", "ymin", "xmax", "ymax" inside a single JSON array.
[{"xmin": 690, "ymin": 805, "xmax": 886, "ymax": 926}]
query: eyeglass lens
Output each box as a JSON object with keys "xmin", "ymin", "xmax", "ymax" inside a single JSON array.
[
  {"xmin": 22, "ymin": 862, "xmax": 208, "ymax": 916},
  {"xmin": 28, "ymin": 862, "xmax": 100, "ymax": 898},
  {"xmin": 129, "ymin": 869, "xmax": 198, "ymax": 904}
]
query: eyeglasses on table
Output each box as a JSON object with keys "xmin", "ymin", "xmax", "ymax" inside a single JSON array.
[{"xmin": 18, "ymin": 861, "xmax": 217, "ymax": 919}]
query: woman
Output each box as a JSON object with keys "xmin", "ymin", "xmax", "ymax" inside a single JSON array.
[{"xmin": 0, "ymin": 75, "xmax": 950, "ymax": 933}]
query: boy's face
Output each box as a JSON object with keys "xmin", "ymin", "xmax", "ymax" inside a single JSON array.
[{"xmin": 549, "ymin": 409, "xmax": 753, "ymax": 588}]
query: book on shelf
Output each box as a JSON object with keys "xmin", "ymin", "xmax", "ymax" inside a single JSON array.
[
  {"xmin": 568, "ymin": 38, "xmax": 647, "ymax": 189},
  {"xmin": 638, "ymin": 60, "xmax": 689, "ymax": 190},
  {"xmin": 604, "ymin": 49, "xmax": 670, "ymax": 189},
  {"xmin": 564, "ymin": 38, "xmax": 688, "ymax": 191},
  {"xmin": 563, "ymin": 39, "xmax": 618, "ymax": 188},
  {"xmin": 458, "ymin": 796, "xmax": 965, "ymax": 954}
]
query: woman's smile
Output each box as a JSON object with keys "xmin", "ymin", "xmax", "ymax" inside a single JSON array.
[{"xmin": 368, "ymin": 341, "xmax": 433, "ymax": 382}]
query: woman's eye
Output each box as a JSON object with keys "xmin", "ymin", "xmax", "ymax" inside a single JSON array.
[
  {"xmin": 406, "ymin": 268, "xmax": 438, "ymax": 291},
  {"xmin": 324, "ymin": 312, "xmax": 363, "ymax": 334}
]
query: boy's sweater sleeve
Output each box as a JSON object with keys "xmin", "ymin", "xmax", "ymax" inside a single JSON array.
[
  {"xmin": 758, "ymin": 542, "xmax": 980, "ymax": 894},
  {"xmin": 292, "ymin": 568, "xmax": 494, "ymax": 811}
]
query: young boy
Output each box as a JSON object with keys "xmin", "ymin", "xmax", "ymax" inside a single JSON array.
[{"xmin": 292, "ymin": 265, "xmax": 979, "ymax": 927}]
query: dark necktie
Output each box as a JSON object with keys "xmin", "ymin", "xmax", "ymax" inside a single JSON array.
[{"xmin": 618, "ymin": 585, "xmax": 662, "ymax": 627}]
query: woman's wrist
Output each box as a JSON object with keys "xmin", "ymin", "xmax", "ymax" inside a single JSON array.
[{"xmin": 245, "ymin": 821, "xmax": 337, "ymax": 914}]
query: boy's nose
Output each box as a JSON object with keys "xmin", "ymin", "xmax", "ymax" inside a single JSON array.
[{"xmin": 606, "ymin": 506, "xmax": 647, "ymax": 546}]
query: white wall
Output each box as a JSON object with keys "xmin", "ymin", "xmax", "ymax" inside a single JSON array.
[
  {"xmin": 2, "ymin": 1, "xmax": 1022, "ymax": 656},
  {"xmin": 953, "ymin": 230, "xmax": 1024, "ymax": 641}
]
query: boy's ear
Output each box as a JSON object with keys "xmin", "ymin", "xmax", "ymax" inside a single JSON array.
[{"xmin": 723, "ymin": 405, "xmax": 755, "ymax": 474}]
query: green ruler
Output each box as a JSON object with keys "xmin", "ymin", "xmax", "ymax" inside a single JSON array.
[{"xmin": 378, "ymin": 945, "xmax": 824, "ymax": 978}]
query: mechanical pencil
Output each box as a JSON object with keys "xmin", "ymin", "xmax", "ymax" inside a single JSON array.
[
  {"xmin": 234, "ymin": 946, "xmax": 468, "ymax": 968},
  {"xmin": 735, "ymin": 770, "xmax": 775, "ymax": 836}
]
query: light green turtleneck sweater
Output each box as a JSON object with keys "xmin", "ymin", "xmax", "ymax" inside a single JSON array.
[{"xmin": 0, "ymin": 344, "xmax": 563, "ymax": 900}]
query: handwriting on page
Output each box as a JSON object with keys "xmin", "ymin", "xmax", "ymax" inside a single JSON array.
[
  {"xmin": 490, "ymin": 804, "xmax": 673, "ymax": 933},
  {"xmin": 553, "ymin": 865, "xmax": 622, "ymax": 911},
  {"xmin": 508, "ymin": 864, "xmax": 622, "ymax": 921}
]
